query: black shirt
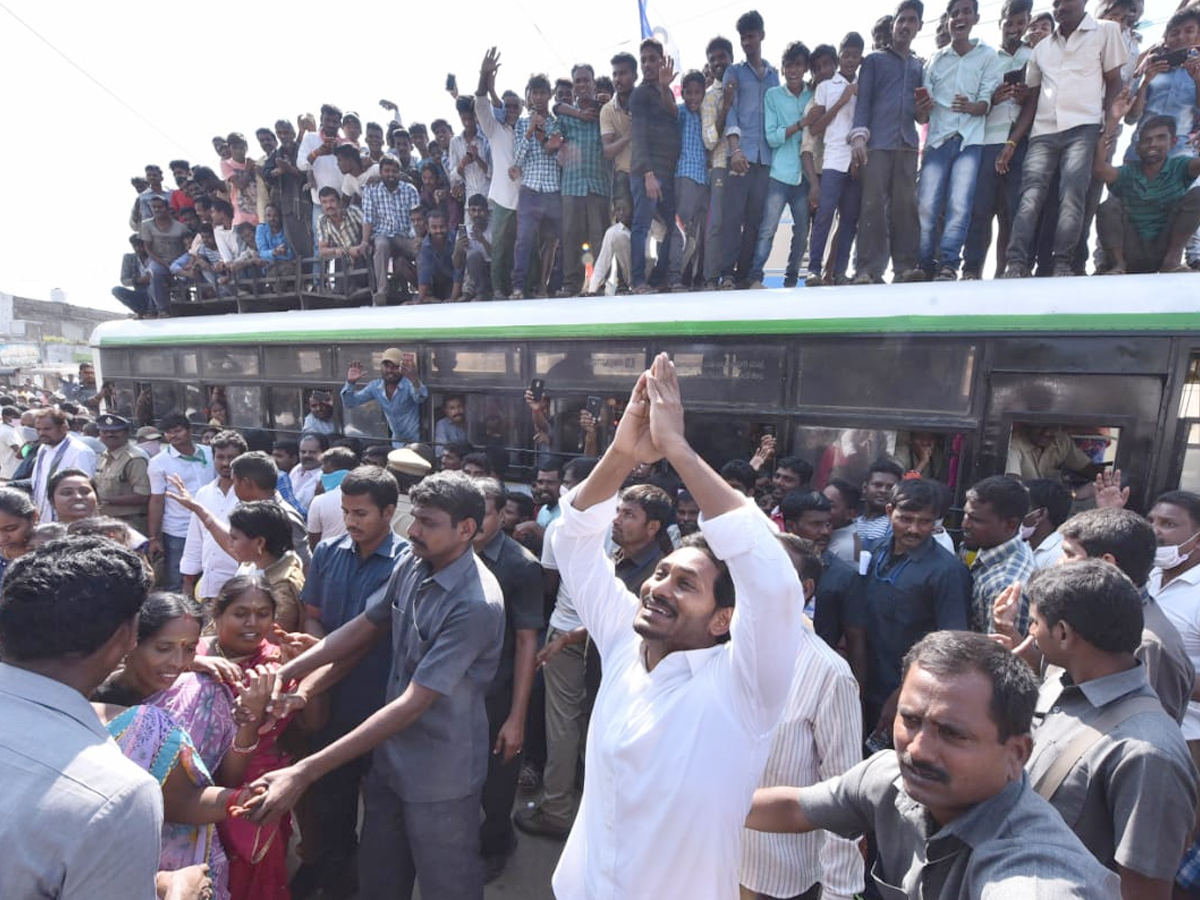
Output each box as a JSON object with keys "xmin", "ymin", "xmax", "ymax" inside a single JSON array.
[{"xmin": 630, "ymin": 82, "xmax": 680, "ymax": 178}]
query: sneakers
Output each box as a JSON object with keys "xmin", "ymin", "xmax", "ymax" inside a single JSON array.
[
  {"xmin": 999, "ymin": 263, "xmax": 1030, "ymax": 279},
  {"xmin": 960, "ymin": 269, "xmax": 980, "ymax": 281},
  {"xmin": 782, "ymin": 275, "xmax": 798, "ymax": 288},
  {"xmin": 517, "ymin": 759, "xmax": 542, "ymax": 790},
  {"xmin": 1051, "ymin": 261, "xmax": 1076, "ymax": 277},
  {"xmin": 895, "ymin": 268, "xmax": 930, "ymax": 283},
  {"xmin": 509, "ymin": 289, "xmax": 525, "ymax": 300},
  {"xmin": 513, "ymin": 805, "xmax": 572, "ymax": 840},
  {"xmin": 747, "ymin": 280, "xmax": 767, "ymax": 290},
  {"xmin": 805, "ymin": 272, "xmax": 823, "ymax": 287},
  {"xmin": 852, "ymin": 272, "xmax": 877, "ymax": 285},
  {"xmin": 933, "ymin": 266, "xmax": 958, "ymax": 282}
]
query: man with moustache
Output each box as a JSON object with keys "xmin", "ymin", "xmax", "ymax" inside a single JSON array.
[
  {"xmin": 701, "ymin": 36, "xmax": 735, "ymax": 289},
  {"xmin": 341, "ymin": 348, "xmax": 428, "ymax": 447},
  {"xmin": 748, "ymin": 630, "xmax": 1121, "ymax": 899}
]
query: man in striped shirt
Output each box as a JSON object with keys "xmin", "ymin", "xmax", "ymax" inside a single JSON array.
[
  {"xmin": 740, "ymin": 534, "xmax": 864, "ymax": 900},
  {"xmin": 511, "ymin": 73, "xmax": 563, "ymax": 299}
]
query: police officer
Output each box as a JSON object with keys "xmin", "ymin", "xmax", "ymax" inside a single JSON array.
[{"xmin": 95, "ymin": 414, "xmax": 152, "ymax": 535}]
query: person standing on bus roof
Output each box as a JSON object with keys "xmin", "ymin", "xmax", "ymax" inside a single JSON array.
[{"xmin": 341, "ymin": 349, "xmax": 428, "ymax": 447}]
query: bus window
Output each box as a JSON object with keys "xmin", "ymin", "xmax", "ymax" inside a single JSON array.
[
  {"xmin": 681, "ymin": 413, "xmax": 760, "ymax": 469},
  {"xmin": 270, "ymin": 388, "xmax": 302, "ymax": 432},
  {"xmin": 183, "ymin": 384, "xmax": 205, "ymax": 425},
  {"xmin": 1005, "ymin": 423, "xmax": 1120, "ymax": 511},
  {"xmin": 132, "ymin": 348, "xmax": 178, "ymax": 378},
  {"xmin": 224, "ymin": 386, "xmax": 264, "ymax": 429},
  {"xmin": 342, "ymin": 398, "xmax": 389, "ymax": 442},
  {"xmin": 663, "ymin": 343, "xmax": 785, "ymax": 406},
  {"xmin": 1178, "ymin": 358, "xmax": 1200, "ymax": 492},
  {"xmin": 426, "ymin": 345, "xmax": 520, "ymax": 386},
  {"xmin": 201, "ymin": 348, "xmax": 260, "ymax": 379},
  {"xmin": 264, "ymin": 346, "xmax": 331, "ymax": 380},
  {"xmin": 797, "ymin": 340, "xmax": 976, "ymax": 414},
  {"xmin": 143, "ymin": 382, "xmax": 183, "ymax": 422},
  {"xmin": 532, "ymin": 345, "xmax": 647, "ymax": 388},
  {"xmin": 106, "ymin": 381, "xmax": 138, "ymax": 421},
  {"xmin": 792, "ymin": 427, "xmax": 896, "ymax": 490}
]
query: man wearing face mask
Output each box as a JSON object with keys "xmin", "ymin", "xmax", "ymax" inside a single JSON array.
[{"xmin": 1147, "ymin": 491, "xmax": 1200, "ymax": 760}]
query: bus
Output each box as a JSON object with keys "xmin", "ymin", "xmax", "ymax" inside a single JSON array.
[{"xmin": 90, "ymin": 274, "xmax": 1200, "ymax": 512}]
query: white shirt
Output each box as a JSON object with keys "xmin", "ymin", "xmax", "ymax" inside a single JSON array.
[
  {"xmin": 179, "ymin": 480, "xmax": 239, "ymax": 598},
  {"xmin": 1031, "ymin": 529, "xmax": 1065, "ymax": 570},
  {"xmin": 0, "ymin": 422, "xmax": 23, "ymax": 480},
  {"xmin": 148, "ymin": 444, "xmax": 215, "ymax": 538},
  {"xmin": 1147, "ymin": 564, "xmax": 1200, "ymax": 739},
  {"xmin": 289, "ymin": 464, "xmax": 321, "ymax": 511},
  {"xmin": 814, "ymin": 72, "xmax": 857, "ymax": 173},
  {"xmin": 301, "ymin": 414, "xmax": 337, "ymax": 435},
  {"xmin": 475, "ymin": 94, "xmax": 519, "ymax": 210},
  {"xmin": 213, "ymin": 224, "xmax": 240, "ymax": 265},
  {"xmin": 1026, "ymin": 14, "xmax": 1127, "ymax": 138},
  {"xmin": 550, "ymin": 491, "xmax": 805, "ymax": 899},
  {"xmin": 32, "ymin": 435, "xmax": 97, "ymax": 523},
  {"xmin": 542, "ymin": 517, "xmax": 582, "ymax": 632},
  {"xmin": 740, "ymin": 626, "xmax": 864, "ymax": 900},
  {"xmin": 827, "ymin": 524, "xmax": 857, "ymax": 565},
  {"xmin": 306, "ymin": 487, "xmax": 348, "ymax": 542},
  {"xmin": 297, "ymin": 131, "xmax": 345, "ymax": 204}
]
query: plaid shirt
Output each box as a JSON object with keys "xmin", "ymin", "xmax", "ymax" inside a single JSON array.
[
  {"xmin": 701, "ymin": 82, "xmax": 730, "ymax": 169},
  {"xmin": 548, "ymin": 111, "xmax": 608, "ymax": 197},
  {"xmin": 513, "ymin": 115, "xmax": 561, "ymax": 193},
  {"xmin": 966, "ymin": 534, "xmax": 1036, "ymax": 634},
  {"xmin": 675, "ymin": 104, "xmax": 708, "ymax": 185},
  {"xmin": 361, "ymin": 181, "xmax": 420, "ymax": 238},
  {"xmin": 318, "ymin": 205, "xmax": 365, "ymax": 249}
]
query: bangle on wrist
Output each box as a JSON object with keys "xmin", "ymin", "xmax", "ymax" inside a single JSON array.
[
  {"xmin": 231, "ymin": 736, "xmax": 259, "ymax": 755},
  {"xmin": 1004, "ymin": 140, "xmax": 1017, "ymax": 147}
]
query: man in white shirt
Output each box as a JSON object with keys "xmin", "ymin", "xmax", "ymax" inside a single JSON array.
[
  {"xmin": 31, "ymin": 407, "xmax": 97, "ymax": 522},
  {"xmin": 148, "ymin": 413, "xmax": 215, "ymax": 591},
  {"xmin": 0, "ymin": 537, "xmax": 163, "ymax": 900},
  {"xmin": 180, "ymin": 430, "xmax": 245, "ymax": 602},
  {"xmin": 476, "ymin": 48, "xmax": 524, "ymax": 298},
  {"xmin": 0, "ymin": 405, "xmax": 26, "ymax": 479},
  {"xmin": 305, "ymin": 447, "xmax": 358, "ymax": 547},
  {"xmin": 548, "ymin": 353, "xmax": 804, "ymax": 899},
  {"xmin": 998, "ymin": 0, "xmax": 1126, "ymax": 277},
  {"xmin": 740, "ymin": 534, "xmax": 864, "ymax": 900},
  {"xmin": 290, "ymin": 434, "xmax": 326, "ymax": 513}
]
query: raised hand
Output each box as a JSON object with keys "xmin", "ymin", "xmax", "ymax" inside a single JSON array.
[
  {"xmin": 609, "ymin": 372, "xmax": 661, "ymax": 464},
  {"xmin": 481, "ymin": 46, "xmax": 502, "ymax": 79},
  {"xmin": 1094, "ymin": 468, "xmax": 1129, "ymax": 509},
  {"xmin": 346, "ymin": 360, "xmax": 365, "ymax": 382},
  {"xmin": 659, "ymin": 57, "xmax": 676, "ymax": 88},
  {"xmin": 991, "ymin": 581, "xmax": 1023, "ymax": 639},
  {"xmin": 165, "ymin": 474, "xmax": 202, "ymax": 513},
  {"xmin": 645, "ymin": 352, "xmax": 688, "ymax": 461}
]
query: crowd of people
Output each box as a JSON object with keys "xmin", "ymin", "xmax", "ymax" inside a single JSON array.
[
  {"xmin": 3, "ymin": 344, "xmax": 1200, "ymax": 900},
  {"xmin": 114, "ymin": 0, "xmax": 1200, "ymax": 317}
]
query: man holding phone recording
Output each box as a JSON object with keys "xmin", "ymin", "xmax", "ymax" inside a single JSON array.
[{"xmin": 342, "ymin": 348, "xmax": 428, "ymax": 446}]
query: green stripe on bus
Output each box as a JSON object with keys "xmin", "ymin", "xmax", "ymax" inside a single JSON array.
[{"xmin": 95, "ymin": 312, "xmax": 1200, "ymax": 346}]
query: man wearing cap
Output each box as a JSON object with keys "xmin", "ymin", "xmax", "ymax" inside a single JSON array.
[
  {"xmin": 387, "ymin": 447, "xmax": 432, "ymax": 537},
  {"xmin": 95, "ymin": 414, "xmax": 152, "ymax": 535},
  {"xmin": 302, "ymin": 391, "xmax": 338, "ymax": 436},
  {"xmin": 136, "ymin": 425, "xmax": 164, "ymax": 458},
  {"xmin": 342, "ymin": 350, "xmax": 428, "ymax": 447}
]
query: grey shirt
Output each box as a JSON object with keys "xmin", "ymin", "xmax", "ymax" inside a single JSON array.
[
  {"xmin": 800, "ymin": 751, "xmax": 1121, "ymax": 899},
  {"xmin": 365, "ymin": 544, "xmax": 506, "ymax": 802},
  {"xmin": 1138, "ymin": 592, "xmax": 1195, "ymax": 726},
  {"xmin": 0, "ymin": 663, "xmax": 163, "ymax": 899},
  {"xmin": 1029, "ymin": 662, "xmax": 1198, "ymax": 880}
]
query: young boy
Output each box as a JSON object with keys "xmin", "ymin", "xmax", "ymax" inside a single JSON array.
[{"xmin": 672, "ymin": 70, "xmax": 710, "ymax": 287}]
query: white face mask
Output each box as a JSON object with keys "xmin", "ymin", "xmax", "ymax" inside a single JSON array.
[
  {"xmin": 1018, "ymin": 523, "xmax": 1037, "ymax": 542},
  {"xmin": 1156, "ymin": 531, "xmax": 1200, "ymax": 570}
]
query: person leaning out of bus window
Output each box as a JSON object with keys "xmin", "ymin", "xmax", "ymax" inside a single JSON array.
[
  {"xmin": 341, "ymin": 348, "xmax": 428, "ymax": 447},
  {"xmin": 1006, "ymin": 424, "xmax": 1103, "ymax": 485},
  {"xmin": 1092, "ymin": 102, "xmax": 1200, "ymax": 274}
]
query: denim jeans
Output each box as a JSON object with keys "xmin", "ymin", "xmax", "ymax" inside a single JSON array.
[
  {"xmin": 146, "ymin": 259, "xmax": 172, "ymax": 313},
  {"xmin": 964, "ymin": 140, "xmax": 1025, "ymax": 275},
  {"xmin": 511, "ymin": 187, "xmax": 562, "ymax": 295},
  {"xmin": 111, "ymin": 286, "xmax": 151, "ymax": 316},
  {"xmin": 807, "ymin": 168, "xmax": 863, "ymax": 279},
  {"xmin": 702, "ymin": 167, "xmax": 727, "ymax": 282},
  {"xmin": 161, "ymin": 532, "xmax": 187, "ymax": 591},
  {"xmin": 671, "ymin": 177, "xmax": 709, "ymax": 285},
  {"xmin": 917, "ymin": 136, "xmax": 981, "ymax": 272},
  {"xmin": 751, "ymin": 177, "xmax": 810, "ymax": 283},
  {"xmin": 721, "ymin": 162, "xmax": 770, "ymax": 281},
  {"xmin": 1007, "ymin": 124, "xmax": 1100, "ymax": 271},
  {"xmin": 630, "ymin": 172, "xmax": 679, "ymax": 288}
]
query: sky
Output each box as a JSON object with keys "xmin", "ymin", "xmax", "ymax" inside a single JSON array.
[{"xmin": 0, "ymin": 0, "xmax": 1180, "ymax": 314}]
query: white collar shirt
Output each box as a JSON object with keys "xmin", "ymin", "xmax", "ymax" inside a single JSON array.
[
  {"xmin": 1032, "ymin": 529, "xmax": 1065, "ymax": 570},
  {"xmin": 549, "ymin": 490, "xmax": 805, "ymax": 899},
  {"xmin": 33, "ymin": 435, "xmax": 97, "ymax": 522},
  {"xmin": 1147, "ymin": 564, "xmax": 1200, "ymax": 738},
  {"xmin": 1026, "ymin": 14, "xmax": 1127, "ymax": 137},
  {"xmin": 178, "ymin": 480, "xmax": 240, "ymax": 599}
]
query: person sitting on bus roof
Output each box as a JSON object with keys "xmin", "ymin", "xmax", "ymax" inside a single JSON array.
[
  {"xmin": 417, "ymin": 208, "xmax": 462, "ymax": 302},
  {"xmin": 341, "ymin": 349, "xmax": 428, "ymax": 447},
  {"xmin": 1093, "ymin": 107, "xmax": 1200, "ymax": 274}
]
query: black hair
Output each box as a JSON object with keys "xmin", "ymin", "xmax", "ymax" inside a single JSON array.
[
  {"xmin": 505, "ymin": 492, "xmax": 535, "ymax": 519},
  {"xmin": 320, "ymin": 103, "xmax": 343, "ymax": 119},
  {"xmin": 1027, "ymin": 560, "xmax": 1143, "ymax": 654},
  {"xmin": 136, "ymin": 592, "xmax": 204, "ymax": 643},
  {"xmin": 334, "ymin": 143, "xmax": 362, "ymax": 162},
  {"xmin": 0, "ymin": 537, "xmax": 150, "ymax": 661},
  {"xmin": 535, "ymin": 455, "xmax": 565, "ymax": 477},
  {"xmin": 321, "ymin": 446, "xmax": 359, "ymax": 472},
  {"xmin": 527, "ymin": 73, "xmax": 552, "ymax": 93},
  {"xmin": 611, "ymin": 52, "xmax": 638, "ymax": 76},
  {"xmin": 640, "ymin": 38, "xmax": 665, "ymax": 58},
  {"xmin": 776, "ymin": 533, "xmax": 824, "ymax": 585},
  {"xmin": 680, "ymin": 533, "xmax": 735, "ymax": 611},
  {"xmin": 231, "ymin": 451, "xmax": 278, "ymax": 491},
  {"xmin": 810, "ymin": 43, "xmax": 838, "ymax": 67},
  {"xmin": 619, "ymin": 483, "xmax": 674, "ymax": 528},
  {"xmin": 1060, "ymin": 508, "xmax": 1157, "ymax": 587},
  {"xmin": 168, "ymin": 159, "xmax": 190, "ymax": 171},
  {"xmin": 476, "ymin": 477, "xmax": 507, "ymax": 513},
  {"xmin": 462, "ymin": 451, "xmax": 495, "ymax": 475},
  {"xmin": 229, "ymin": 500, "xmax": 293, "ymax": 558},
  {"xmin": 891, "ymin": 478, "xmax": 941, "ymax": 513},
  {"xmin": 682, "ymin": 70, "xmax": 707, "ymax": 90},
  {"xmin": 299, "ymin": 433, "xmax": 330, "ymax": 451},
  {"xmin": 47, "ymin": 466, "xmax": 97, "ymax": 502},
  {"xmin": 210, "ymin": 429, "xmax": 249, "ymax": 455},
  {"xmin": 895, "ymin": 0, "xmax": 925, "ymax": 21},
  {"xmin": 340, "ymin": 465, "xmax": 399, "ymax": 511},
  {"xmin": 867, "ymin": 458, "xmax": 906, "ymax": 483},
  {"xmin": 318, "ymin": 186, "xmax": 340, "ymax": 200},
  {"xmin": 826, "ymin": 477, "xmax": 862, "ymax": 509},
  {"xmin": 210, "ymin": 198, "xmax": 234, "ymax": 219},
  {"xmin": 456, "ymin": 95, "xmax": 475, "ymax": 114},
  {"xmin": 214, "ymin": 572, "xmax": 275, "ymax": 616},
  {"xmin": 66, "ymin": 516, "xmax": 134, "ymax": 546},
  {"xmin": 408, "ymin": 471, "xmax": 486, "ymax": 534},
  {"xmin": 720, "ymin": 459, "xmax": 758, "ymax": 494},
  {"xmin": 1026, "ymin": 478, "xmax": 1073, "ymax": 528},
  {"xmin": 706, "ymin": 36, "xmax": 735, "ymax": 58},
  {"xmin": 1166, "ymin": 8, "xmax": 1200, "ymax": 32},
  {"xmin": 946, "ymin": 0, "xmax": 978, "ymax": 13},
  {"xmin": 1141, "ymin": 115, "xmax": 1178, "ymax": 140},
  {"xmin": 736, "ymin": 9, "xmax": 765, "ymax": 33},
  {"xmin": 1154, "ymin": 490, "xmax": 1200, "ymax": 527},
  {"xmin": 571, "ymin": 62, "xmax": 596, "ymax": 78},
  {"xmin": 782, "ymin": 41, "xmax": 811, "ymax": 66},
  {"xmin": 966, "ymin": 475, "xmax": 1030, "ymax": 523},
  {"xmin": 564, "ymin": 456, "xmax": 598, "ymax": 485},
  {"xmin": 158, "ymin": 412, "xmax": 191, "ymax": 433},
  {"xmin": 0, "ymin": 486, "xmax": 36, "ymax": 521},
  {"xmin": 1001, "ymin": 0, "xmax": 1033, "ymax": 17},
  {"xmin": 273, "ymin": 438, "xmax": 299, "ymax": 457},
  {"xmin": 776, "ymin": 455, "xmax": 814, "ymax": 486},
  {"xmin": 903, "ymin": 631, "xmax": 1038, "ymax": 741},
  {"xmin": 780, "ymin": 489, "xmax": 832, "ymax": 521}
]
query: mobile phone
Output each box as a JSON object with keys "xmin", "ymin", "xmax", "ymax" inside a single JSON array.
[
  {"xmin": 1154, "ymin": 46, "xmax": 1193, "ymax": 68},
  {"xmin": 762, "ymin": 423, "xmax": 775, "ymax": 437},
  {"xmin": 1003, "ymin": 68, "xmax": 1024, "ymax": 85},
  {"xmin": 457, "ymin": 224, "xmax": 468, "ymax": 241},
  {"xmin": 586, "ymin": 396, "xmax": 603, "ymax": 419},
  {"xmin": 446, "ymin": 73, "xmax": 458, "ymax": 92},
  {"xmin": 529, "ymin": 378, "xmax": 545, "ymax": 402},
  {"xmin": 914, "ymin": 86, "xmax": 931, "ymax": 103},
  {"xmin": 402, "ymin": 352, "xmax": 416, "ymax": 369}
]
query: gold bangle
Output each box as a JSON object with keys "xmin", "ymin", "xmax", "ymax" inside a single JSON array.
[{"xmin": 1004, "ymin": 140, "xmax": 1017, "ymax": 147}]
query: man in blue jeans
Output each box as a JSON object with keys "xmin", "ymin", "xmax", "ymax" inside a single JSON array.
[
  {"xmin": 916, "ymin": 0, "xmax": 1000, "ymax": 280},
  {"xmin": 630, "ymin": 38, "xmax": 682, "ymax": 292},
  {"xmin": 749, "ymin": 42, "xmax": 817, "ymax": 289},
  {"xmin": 510, "ymin": 74, "xmax": 563, "ymax": 299},
  {"xmin": 997, "ymin": 0, "xmax": 1126, "ymax": 277},
  {"xmin": 962, "ymin": 0, "xmax": 1033, "ymax": 279},
  {"xmin": 722, "ymin": 10, "xmax": 779, "ymax": 288}
]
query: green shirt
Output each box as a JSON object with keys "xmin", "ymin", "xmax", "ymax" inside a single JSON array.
[
  {"xmin": 548, "ymin": 112, "xmax": 610, "ymax": 198},
  {"xmin": 764, "ymin": 84, "xmax": 813, "ymax": 186},
  {"xmin": 1111, "ymin": 155, "xmax": 1196, "ymax": 239}
]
